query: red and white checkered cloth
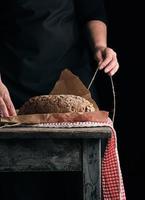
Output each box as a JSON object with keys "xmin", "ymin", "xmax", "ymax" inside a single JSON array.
[
  {"xmin": 21, "ymin": 118, "xmax": 126, "ymax": 199},
  {"xmin": 32, "ymin": 117, "xmax": 126, "ymax": 199},
  {"xmin": 101, "ymin": 118, "xmax": 126, "ymax": 200}
]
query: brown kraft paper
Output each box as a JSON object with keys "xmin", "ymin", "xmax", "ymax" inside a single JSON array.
[{"xmin": 0, "ymin": 69, "xmax": 109, "ymax": 125}]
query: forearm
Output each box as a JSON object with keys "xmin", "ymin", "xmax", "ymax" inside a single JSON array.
[
  {"xmin": 86, "ymin": 20, "xmax": 119, "ymax": 76},
  {"xmin": 86, "ymin": 20, "xmax": 107, "ymax": 50}
]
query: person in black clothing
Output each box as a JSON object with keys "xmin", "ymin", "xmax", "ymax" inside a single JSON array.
[{"xmin": 0, "ymin": 0, "xmax": 119, "ymax": 199}]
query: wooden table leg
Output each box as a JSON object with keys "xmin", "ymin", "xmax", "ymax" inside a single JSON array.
[{"xmin": 83, "ymin": 139, "xmax": 101, "ymax": 200}]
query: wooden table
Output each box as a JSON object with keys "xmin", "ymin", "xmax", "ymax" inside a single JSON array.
[{"xmin": 0, "ymin": 127, "xmax": 111, "ymax": 200}]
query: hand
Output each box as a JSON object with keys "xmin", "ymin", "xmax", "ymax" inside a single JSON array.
[
  {"xmin": 94, "ymin": 47, "xmax": 119, "ymax": 76},
  {"xmin": 0, "ymin": 80, "xmax": 17, "ymax": 117}
]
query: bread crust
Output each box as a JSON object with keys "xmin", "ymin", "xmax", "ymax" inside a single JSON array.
[{"xmin": 18, "ymin": 95, "xmax": 96, "ymax": 115}]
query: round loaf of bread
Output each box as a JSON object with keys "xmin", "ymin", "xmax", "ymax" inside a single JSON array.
[{"xmin": 18, "ymin": 95, "xmax": 96, "ymax": 115}]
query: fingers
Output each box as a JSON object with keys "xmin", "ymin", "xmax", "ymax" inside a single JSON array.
[
  {"xmin": 99, "ymin": 48, "xmax": 116, "ymax": 69},
  {"xmin": 3, "ymin": 94, "xmax": 17, "ymax": 116},
  {"xmin": 0, "ymin": 97, "xmax": 9, "ymax": 117},
  {"xmin": 95, "ymin": 47, "xmax": 119, "ymax": 76},
  {"xmin": 104, "ymin": 55, "xmax": 119, "ymax": 74},
  {"xmin": 0, "ymin": 95, "xmax": 17, "ymax": 117},
  {"xmin": 0, "ymin": 82, "xmax": 17, "ymax": 117},
  {"xmin": 108, "ymin": 62, "xmax": 119, "ymax": 76}
]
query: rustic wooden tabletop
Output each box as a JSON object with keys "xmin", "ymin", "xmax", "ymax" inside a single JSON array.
[{"xmin": 0, "ymin": 126, "xmax": 112, "ymax": 139}]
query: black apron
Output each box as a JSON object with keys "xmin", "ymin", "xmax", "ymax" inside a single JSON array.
[
  {"xmin": 0, "ymin": 0, "xmax": 97, "ymax": 108},
  {"xmin": 0, "ymin": 1, "xmax": 108, "ymax": 199}
]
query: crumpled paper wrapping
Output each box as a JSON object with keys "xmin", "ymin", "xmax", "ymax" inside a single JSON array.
[
  {"xmin": 0, "ymin": 111, "xmax": 108, "ymax": 124},
  {"xmin": 50, "ymin": 69, "xmax": 98, "ymax": 109},
  {"xmin": 0, "ymin": 69, "xmax": 108, "ymax": 125}
]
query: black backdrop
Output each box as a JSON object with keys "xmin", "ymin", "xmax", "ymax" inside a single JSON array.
[
  {"xmin": 104, "ymin": 0, "xmax": 144, "ymax": 199},
  {"xmin": 0, "ymin": 1, "xmax": 144, "ymax": 199}
]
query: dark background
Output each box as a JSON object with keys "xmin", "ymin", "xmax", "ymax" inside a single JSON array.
[
  {"xmin": 0, "ymin": 1, "xmax": 144, "ymax": 199},
  {"xmin": 104, "ymin": 0, "xmax": 144, "ymax": 199}
]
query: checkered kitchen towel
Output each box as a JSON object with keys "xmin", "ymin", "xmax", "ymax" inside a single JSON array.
[
  {"xmin": 30, "ymin": 118, "xmax": 126, "ymax": 199},
  {"xmin": 102, "ymin": 118, "xmax": 126, "ymax": 200}
]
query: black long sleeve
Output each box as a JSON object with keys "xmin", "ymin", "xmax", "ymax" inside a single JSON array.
[{"xmin": 75, "ymin": 0, "xmax": 107, "ymax": 24}]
